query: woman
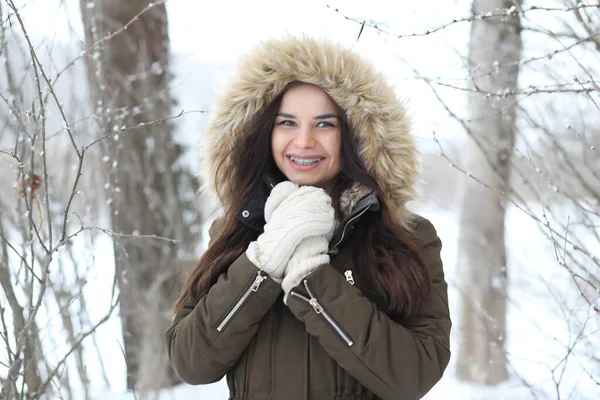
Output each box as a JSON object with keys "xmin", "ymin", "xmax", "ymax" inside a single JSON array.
[{"xmin": 166, "ymin": 37, "xmax": 451, "ymax": 400}]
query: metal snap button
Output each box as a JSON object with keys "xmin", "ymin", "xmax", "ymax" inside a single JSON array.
[{"xmin": 242, "ymin": 210, "xmax": 250, "ymax": 218}]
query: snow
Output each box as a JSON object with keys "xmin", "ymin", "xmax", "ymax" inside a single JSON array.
[
  {"xmin": 56, "ymin": 204, "xmax": 597, "ymax": 400},
  {"xmin": 3, "ymin": 0, "xmax": 598, "ymax": 399}
]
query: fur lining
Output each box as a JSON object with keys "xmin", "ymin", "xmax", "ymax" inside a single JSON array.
[
  {"xmin": 201, "ymin": 37, "xmax": 420, "ymax": 223},
  {"xmin": 340, "ymin": 182, "xmax": 374, "ymax": 220}
]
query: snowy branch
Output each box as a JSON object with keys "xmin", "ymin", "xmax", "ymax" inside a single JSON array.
[
  {"xmin": 327, "ymin": 3, "xmax": 600, "ymax": 39},
  {"xmin": 85, "ymin": 109, "xmax": 208, "ymax": 150},
  {"xmin": 49, "ymin": 0, "xmax": 168, "ymax": 89}
]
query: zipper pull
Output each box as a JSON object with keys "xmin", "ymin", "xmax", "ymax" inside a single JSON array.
[
  {"xmin": 344, "ymin": 270, "xmax": 355, "ymax": 285},
  {"xmin": 251, "ymin": 273, "xmax": 267, "ymax": 292},
  {"xmin": 302, "ymin": 280, "xmax": 323, "ymax": 313},
  {"xmin": 309, "ymin": 298, "xmax": 323, "ymax": 314}
]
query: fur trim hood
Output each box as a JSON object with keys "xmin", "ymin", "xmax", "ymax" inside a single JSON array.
[{"xmin": 202, "ymin": 37, "xmax": 420, "ymax": 223}]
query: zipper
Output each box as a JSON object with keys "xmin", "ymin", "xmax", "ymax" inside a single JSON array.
[
  {"xmin": 290, "ymin": 280, "xmax": 354, "ymax": 347},
  {"xmin": 329, "ymin": 205, "xmax": 371, "ymax": 254},
  {"xmin": 216, "ymin": 272, "xmax": 267, "ymax": 332},
  {"xmin": 344, "ymin": 270, "xmax": 355, "ymax": 285},
  {"xmin": 305, "ymin": 331, "xmax": 310, "ymax": 400}
]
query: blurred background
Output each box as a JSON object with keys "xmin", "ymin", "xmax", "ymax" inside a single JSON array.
[{"xmin": 0, "ymin": 0, "xmax": 598, "ymax": 399}]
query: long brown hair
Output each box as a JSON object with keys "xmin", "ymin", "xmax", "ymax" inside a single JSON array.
[
  {"xmin": 174, "ymin": 84, "xmax": 431, "ymax": 323},
  {"xmin": 332, "ymin": 111, "xmax": 431, "ymax": 323}
]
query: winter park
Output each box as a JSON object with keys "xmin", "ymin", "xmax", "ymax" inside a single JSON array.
[{"xmin": 0, "ymin": 0, "xmax": 599, "ymax": 399}]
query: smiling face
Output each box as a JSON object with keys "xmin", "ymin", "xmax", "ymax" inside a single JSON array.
[{"xmin": 271, "ymin": 83, "xmax": 342, "ymax": 193}]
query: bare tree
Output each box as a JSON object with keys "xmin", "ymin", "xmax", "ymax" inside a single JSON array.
[
  {"xmin": 1, "ymin": 1, "xmax": 120, "ymax": 397},
  {"xmin": 455, "ymin": 0, "xmax": 523, "ymax": 385},
  {"xmin": 1, "ymin": 0, "xmax": 202, "ymax": 398},
  {"xmin": 331, "ymin": 0, "xmax": 599, "ymax": 397},
  {"xmin": 79, "ymin": 0, "xmax": 202, "ymax": 392}
]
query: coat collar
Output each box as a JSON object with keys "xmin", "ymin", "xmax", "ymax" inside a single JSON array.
[
  {"xmin": 234, "ymin": 182, "xmax": 271, "ymax": 232},
  {"xmin": 235, "ymin": 181, "xmax": 380, "ymax": 232}
]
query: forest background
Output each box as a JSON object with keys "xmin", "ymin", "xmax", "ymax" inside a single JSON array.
[{"xmin": 0, "ymin": 0, "xmax": 598, "ymax": 399}]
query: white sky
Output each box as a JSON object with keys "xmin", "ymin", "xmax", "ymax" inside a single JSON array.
[
  {"xmin": 14, "ymin": 0, "xmax": 467, "ymax": 58},
  {"xmin": 10, "ymin": 0, "xmax": 473, "ymax": 144}
]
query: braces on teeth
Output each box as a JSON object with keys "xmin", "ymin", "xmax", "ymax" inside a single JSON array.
[{"xmin": 291, "ymin": 157, "xmax": 322, "ymax": 164}]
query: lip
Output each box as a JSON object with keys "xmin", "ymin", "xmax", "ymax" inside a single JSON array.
[{"xmin": 287, "ymin": 154, "xmax": 325, "ymax": 159}]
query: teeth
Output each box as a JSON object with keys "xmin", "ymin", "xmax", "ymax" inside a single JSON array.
[{"xmin": 290, "ymin": 157, "xmax": 322, "ymax": 165}]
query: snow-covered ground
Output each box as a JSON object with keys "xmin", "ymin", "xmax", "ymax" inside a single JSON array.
[
  {"xmin": 69, "ymin": 205, "xmax": 598, "ymax": 400},
  {"xmin": 4, "ymin": 0, "xmax": 599, "ymax": 399}
]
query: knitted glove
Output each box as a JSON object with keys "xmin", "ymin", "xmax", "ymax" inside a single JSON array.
[
  {"xmin": 246, "ymin": 183, "xmax": 335, "ymax": 280},
  {"xmin": 282, "ymin": 235, "xmax": 330, "ymax": 303}
]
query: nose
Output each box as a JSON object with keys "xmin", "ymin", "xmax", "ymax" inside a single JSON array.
[{"xmin": 295, "ymin": 125, "xmax": 317, "ymax": 148}]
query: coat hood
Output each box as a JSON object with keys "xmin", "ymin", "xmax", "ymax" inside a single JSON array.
[{"xmin": 201, "ymin": 37, "xmax": 420, "ymax": 223}]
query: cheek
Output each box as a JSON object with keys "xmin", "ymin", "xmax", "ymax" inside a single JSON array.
[
  {"xmin": 271, "ymin": 131, "xmax": 290, "ymax": 165},
  {"xmin": 271, "ymin": 131, "xmax": 283, "ymax": 155},
  {"xmin": 330, "ymin": 133, "xmax": 342, "ymax": 162},
  {"xmin": 333, "ymin": 136, "xmax": 343, "ymax": 172}
]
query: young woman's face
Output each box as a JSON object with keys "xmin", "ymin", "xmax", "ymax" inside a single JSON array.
[{"xmin": 271, "ymin": 83, "xmax": 342, "ymax": 193}]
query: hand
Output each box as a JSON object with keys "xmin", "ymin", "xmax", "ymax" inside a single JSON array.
[
  {"xmin": 246, "ymin": 182, "xmax": 334, "ymax": 279},
  {"xmin": 264, "ymin": 181, "xmax": 299, "ymax": 223},
  {"xmin": 282, "ymin": 235, "xmax": 330, "ymax": 303}
]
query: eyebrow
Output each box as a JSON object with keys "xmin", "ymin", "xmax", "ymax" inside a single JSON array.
[{"xmin": 276, "ymin": 113, "xmax": 339, "ymax": 120}]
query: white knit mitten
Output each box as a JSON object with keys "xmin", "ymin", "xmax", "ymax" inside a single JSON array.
[
  {"xmin": 246, "ymin": 183, "xmax": 334, "ymax": 280},
  {"xmin": 282, "ymin": 235, "xmax": 330, "ymax": 303},
  {"xmin": 264, "ymin": 181, "xmax": 299, "ymax": 223}
]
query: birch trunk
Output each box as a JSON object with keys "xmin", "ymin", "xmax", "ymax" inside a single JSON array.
[{"xmin": 456, "ymin": 0, "xmax": 522, "ymax": 385}]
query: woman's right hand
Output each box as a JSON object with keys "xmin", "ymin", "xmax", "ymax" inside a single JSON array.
[{"xmin": 246, "ymin": 181, "xmax": 335, "ymax": 279}]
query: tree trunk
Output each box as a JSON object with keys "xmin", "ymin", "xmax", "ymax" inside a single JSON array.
[
  {"xmin": 79, "ymin": 0, "xmax": 201, "ymax": 392},
  {"xmin": 456, "ymin": 0, "xmax": 522, "ymax": 385}
]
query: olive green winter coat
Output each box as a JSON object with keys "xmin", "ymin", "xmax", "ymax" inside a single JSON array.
[
  {"xmin": 166, "ymin": 202, "xmax": 450, "ymax": 400},
  {"xmin": 166, "ymin": 37, "xmax": 451, "ymax": 400}
]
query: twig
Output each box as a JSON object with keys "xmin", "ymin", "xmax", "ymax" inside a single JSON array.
[
  {"xmin": 36, "ymin": 297, "xmax": 120, "ymax": 396},
  {"xmin": 0, "ymin": 220, "xmax": 42, "ymax": 283},
  {"xmin": 327, "ymin": 3, "xmax": 600, "ymax": 39},
  {"xmin": 59, "ymin": 148, "xmax": 85, "ymax": 244},
  {"xmin": 85, "ymin": 109, "xmax": 203, "ymax": 150},
  {"xmin": 572, "ymin": 2, "xmax": 600, "ymax": 52},
  {"xmin": 437, "ymin": 81, "xmax": 597, "ymax": 96},
  {"xmin": 118, "ymin": 341, "xmax": 139, "ymax": 400},
  {"xmin": 66, "ymin": 224, "xmax": 179, "ymax": 245},
  {"xmin": 48, "ymin": 0, "xmax": 168, "ymax": 89},
  {"xmin": 0, "ymin": 255, "xmax": 50, "ymax": 397},
  {"xmin": 6, "ymin": 0, "xmax": 54, "ymax": 251},
  {"xmin": 574, "ymin": 76, "xmax": 600, "ymax": 111},
  {"xmin": 433, "ymin": 132, "xmax": 600, "ymax": 268}
]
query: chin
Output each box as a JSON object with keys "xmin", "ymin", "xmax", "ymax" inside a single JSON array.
[
  {"xmin": 288, "ymin": 176, "xmax": 320, "ymax": 187},
  {"xmin": 291, "ymin": 179, "xmax": 317, "ymax": 187}
]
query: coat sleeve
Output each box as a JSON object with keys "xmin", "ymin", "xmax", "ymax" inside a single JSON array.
[
  {"xmin": 165, "ymin": 219, "xmax": 283, "ymax": 385},
  {"xmin": 287, "ymin": 216, "xmax": 451, "ymax": 400}
]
